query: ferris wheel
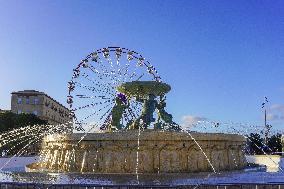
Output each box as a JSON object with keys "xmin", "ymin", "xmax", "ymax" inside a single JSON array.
[{"xmin": 67, "ymin": 47, "xmax": 161, "ymax": 131}]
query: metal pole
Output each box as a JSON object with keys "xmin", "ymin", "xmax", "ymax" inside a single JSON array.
[
  {"xmin": 262, "ymin": 96, "xmax": 269, "ymax": 146},
  {"xmin": 264, "ymin": 109, "xmax": 267, "ymax": 145}
]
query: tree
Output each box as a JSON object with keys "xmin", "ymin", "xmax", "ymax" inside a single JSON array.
[
  {"xmin": 267, "ymin": 133, "xmax": 282, "ymax": 153},
  {"xmin": 247, "ymin": 133, "xmax": 264, "ymax": 155},
  {"xmin": 0, "ymin": 112, "xmax": 47, "ymax": 132},
  {"xmin": 246, "ymin": 132, "xmax": 283, "ymax": 155},
  {"xmin": 0, "ymin": 112, "xmax": 48, "ymax": 156}
]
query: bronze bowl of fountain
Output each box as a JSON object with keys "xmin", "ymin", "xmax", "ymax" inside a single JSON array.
[{"xmin": 117, "ymin": 81, "xmax": 171, "ymax": 98}]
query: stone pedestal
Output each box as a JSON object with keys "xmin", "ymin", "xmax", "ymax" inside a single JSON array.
[{"xmin": 26, "ymin": 130, "xmax": 246, "ymax": 173}]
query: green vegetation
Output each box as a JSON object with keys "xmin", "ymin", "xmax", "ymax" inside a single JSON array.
[
  {"xmin": 0, "ymin": 111, "xmax": 47, "ymax": 132},
  {"xmin": 247, "ymin": 132, "xmax": 282, "ymax": 155},
  {"xmin": 0, "ymin": 112, "xmax": 48, "ymax": 156}
]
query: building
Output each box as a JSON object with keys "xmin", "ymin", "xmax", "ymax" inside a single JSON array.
[{"xmin": 11, "ymin": 90, "xmax": 72, "ymax": 125}]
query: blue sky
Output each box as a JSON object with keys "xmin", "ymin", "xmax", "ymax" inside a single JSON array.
[{"xmin": 0, "ymin": 0, "xmax": 283, "ymax": 129}]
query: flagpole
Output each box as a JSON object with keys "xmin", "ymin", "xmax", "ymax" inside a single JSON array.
[
  {"xmin": 264, "ymin": 108, "xmax": 267, "ymax": 145},
  {"xmin": 262, "ymin": 96, "xmax": 269, "ymax": 146}
]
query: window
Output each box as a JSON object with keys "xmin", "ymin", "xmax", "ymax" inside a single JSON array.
[
  {"xmin": 34, "ymin": 98, "xmax": 39, "ymax": 104},
  {"xmin": 45, "ymin": 101, "xmax": 50, "ymax": 107},
  {"xmin": 17, "ymin": 98, "xmax": 22, "ymax": 104},
  {"xmin": 17, "ymin": 110, "xmax": 22, "ymax": 114},
  {"xmin": 33, "ymin": 110, "xmax": 38, "ymax": 115},
  {"xmin": 26, "ymin": 97, "xmax": 30, "ymax": 104}
]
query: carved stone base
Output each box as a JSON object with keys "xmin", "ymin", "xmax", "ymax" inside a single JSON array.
[{"xmin": 26, "ymin": 130, "xmax": 246, "ymax": 173}]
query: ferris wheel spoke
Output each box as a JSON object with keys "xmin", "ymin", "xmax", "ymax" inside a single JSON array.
[
  {"xmin": 83, "ymin": 64, "xmax": 115, "ymax": 87},
  {"xmin": 106, "ymin": 57, "xmax": 114, "ymax": 69},
  {"xmin": 80, "ymin": 72, "xmax": 116, "ymax": 95},
  {"xmin": 98, "ymin": 106, "xmax": 113, "ymax": 121},
  {"xmin": 98, "ymin": 58, "xmax": 118, "ymax": 84},
  {"xmin": 144, "ymin": 62, "xmax": 160, "ymax": 81},
  {"xmin": 126, "ymin": 107, "xmax": 137, "ymax": 120},
  {"xmin": 121, "ymin": 62, "xmax": 131, "ymax": 83},
  {"xmin": 76, "ymin": 107, "xmax": 113, "ymax": 132},
  {"xmin": 90, "ymin": 53, "xmax": 119, "ymax": 86},
  {"xmin": 92, "ymin": 59, "xmax": 110, "ymax": 79},
  {"xmin": 135, "ymin": 73, "xmax": 145, "ymax": 81},
  {"xmin": 74, "ymin": 84, "xmax": 111, "ymax": 98},
  {"xmin": 75, "ymin": 94, "xmax": 111, "ymax": 100},
  {"xmin": 129, "ymin": 103, "xmax": 141, "ymax": 118},
  {"xmin": 114, "ymin": 55, "xmax": 125, "ymax": 82},
  {"xmin": 77, "ymin": 79, "xmax": 114, "ymax": 97},
  {"xmin": 123, "ymin": 110, "xmax": 130, "ymax": 124},
  {"xmin": 76, "ymin": 102, "xmax": 114, "ymax": 124},
  {"xmin": 106, "ymin": 57, "xmax": 122, "ymax": 85},
  {"xmin": 72, "ymin": 99, "xmax": 113, "ymax": 111},
  {"xmin": 75, "ymin": 82, "xmax": 114, "ymax": 97},
  {"xmin": 117, "ymin": 55, "xmax": 133, "ymax": 83},
  {"xmin": 89, "ymin": 51, "xmax": 107, "ymax": 69},
  {"xmin": 104, "ymin": 52, "xmax": 127, "ymax": 85},
  {"xmin": 128, "ymin": 65, "xmax": 141, "ymax": 81},
  {"xmin": 88, "ymin": 64, "xmax": 112, "ymax": 79},
  {"xmin": 133, "ymin": 101, "xmax": 142, "ymax": 113}
]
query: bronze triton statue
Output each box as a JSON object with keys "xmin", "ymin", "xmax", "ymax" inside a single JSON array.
[{"xmin": 108, "ymin": 81, "xmax": 181, "ymax": 131}]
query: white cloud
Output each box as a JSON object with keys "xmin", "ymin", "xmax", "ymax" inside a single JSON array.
[
  {"xmin": 181, "ymin": 115, "xmax": 208, "ymax": 128},
  {"xmin": 266, "ymin": 113, "xmax": 280, "ymax": 121},
  {"xmin": 266, "ymin": 104, "xmax": 284, "ymax": 122},
  {"xmin": 270, "ymin": 104, "xmax": 284, "ymax": 112}
]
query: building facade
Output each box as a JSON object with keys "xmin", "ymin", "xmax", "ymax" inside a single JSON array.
[{"xmin": 11, "ymin": 90, "xmax": 72, "ymax": 125}]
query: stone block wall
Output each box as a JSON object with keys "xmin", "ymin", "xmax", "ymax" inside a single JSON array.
[{"xmin": 27, "ymin": 130, "xmax": 246, "ymax": 173}]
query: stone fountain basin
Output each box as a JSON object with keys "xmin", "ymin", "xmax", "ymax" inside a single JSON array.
[{"xmin": 26, "ymin": 130, "xmax": 246, "ymax": 173}]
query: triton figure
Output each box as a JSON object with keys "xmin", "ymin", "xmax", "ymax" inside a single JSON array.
[
  {"xmin": 156, "ymin": 95, "xmax": 181, "ymax": 131},
  {"xmin": 110, "ymin": 93, "xmax": 129, "ymax": 130},
  {"xmin": 133, "ymin": 94, "xmax": 158, "ymax": 129}
]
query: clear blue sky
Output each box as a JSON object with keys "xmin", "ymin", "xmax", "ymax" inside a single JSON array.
[{"xmin": 0, "ymin": 0, "xmax": 283, "ymax": 129}]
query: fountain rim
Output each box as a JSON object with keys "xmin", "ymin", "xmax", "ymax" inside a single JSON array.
[{"xmin": 43, "ymin": 130, "xmax": 246, "ymax": 142}]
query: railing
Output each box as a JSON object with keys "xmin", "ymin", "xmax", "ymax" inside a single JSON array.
[{"xmin": 1, "ymin": 183, "xmax": 284, "ymax": 189}]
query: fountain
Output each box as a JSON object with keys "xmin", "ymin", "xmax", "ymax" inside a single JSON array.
[
  {"xmin": 26, "ymin": 130, "xmax": 246, "ymax": 173},
  {"xmin": 25, "ymin": 47, "xmax": 246, "ymax": 173}
]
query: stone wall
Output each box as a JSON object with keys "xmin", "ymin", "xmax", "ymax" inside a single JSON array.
[{"xmin": 27, "ymin": 130, "xmax": 246, "ymax": 173}]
